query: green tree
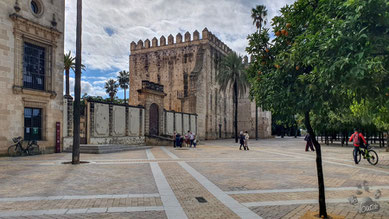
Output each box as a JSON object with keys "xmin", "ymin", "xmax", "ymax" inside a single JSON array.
[
  {"xmin": 117, "ymin": 70, "xmax": 129, "ymax": 104},
  {"xmin": 251, "ymin": 5, "xmax": 267, "ymax": 32},
  {"xmin": 64, "ymin": 51, "xmax": 75, "ymax": 97},
  {"xmin": 247, "ymin": 0, "xmax": 389, "ymax": 217},
  {"xmin": 217, "ymin": 52, "xmax": 249, "ymax": 143},
  {"xmin": 105, "ymin": 79, "xmax": 119, "ymax": 102}
]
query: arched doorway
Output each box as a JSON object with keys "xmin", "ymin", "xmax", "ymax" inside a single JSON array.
[{"xmin": 149, "ymin": 103, "xmax": 159, "ymax": 135}]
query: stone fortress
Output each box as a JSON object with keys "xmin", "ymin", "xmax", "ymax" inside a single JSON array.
[{"xmin": 129, "ymin": 28, "xmax": 272, "ymax": 140}]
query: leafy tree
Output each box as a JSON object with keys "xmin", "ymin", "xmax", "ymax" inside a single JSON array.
[
  {"xmin": 117, "ymin": 70, "xmax": 129, "ymax": 104},
  {"xmin": 217, "ymin": 52, "xmax": 249, "ymax": 143},
  {"xmin": 105, "ymin": 79, "xmax": 119, "ymax": 102},
  {"xmin": 247, "ymin": 0, "xmax": 389, "ymax": 217}
]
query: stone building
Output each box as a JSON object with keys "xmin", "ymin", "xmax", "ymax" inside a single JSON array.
[
  {"xmin": 0, "ymin": 0, "xmax": 64, "ymax": 155},
  {"xmin": 129, "ymin": 28, "xmax": 272, "ymax": 140}
]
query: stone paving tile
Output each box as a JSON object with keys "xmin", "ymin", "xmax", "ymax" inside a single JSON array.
[
  {"xmin": 0, "ymin": 211, "xmax": 167, "ymax": 219},
  {"xmin": 171, "ymin": 145, "xmax": 281, "ymax": 160},
  {"xmin": 0, "ymin": 149, "xmax": 148, "ymax": 163},
  {"xmin": 231, "ymin": 190, "xmax": 389, "ymax": 203},
  {"xmin": 250, "ymin": 202, "xmax": 389, "ymax": 219},
  {"xmin": 0, "ymin": 138, "xmax": 388, "ymax": 218},
  {"xmin": 159, "ymin": 162, "xmax": 240, "ymax": 219},
  {"xmin": 150, "ymin": 147, "xmax": 171, "ymax": 159},
  {"xmin": 0, "ymin": 197, "xmax": 162, "ymax": 211},
  {"xmin": 0, "ymin": 164, "xmax": 157, "ymax": 198}
]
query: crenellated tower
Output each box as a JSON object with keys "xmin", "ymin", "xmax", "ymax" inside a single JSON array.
[{"xmin": 128, "ymin": 28, "xmax": 271, "ymax": 140}]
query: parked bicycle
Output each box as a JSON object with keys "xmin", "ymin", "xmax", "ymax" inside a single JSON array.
[
  {"xmin": 354, "ymin": 144, "xmax": 379, "ymax": 165},
  {"xmin": 8, "ymin": 136, "xmax": 40, "ymax": 157}
]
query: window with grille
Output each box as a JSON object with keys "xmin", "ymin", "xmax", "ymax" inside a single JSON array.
[
  {"xmin": 24, "ymin": 108, "xmax": 42, "ymax": 140},
  {"xmin": 23, "ymin": 42, "xmax": 45, "ymax": 90}
]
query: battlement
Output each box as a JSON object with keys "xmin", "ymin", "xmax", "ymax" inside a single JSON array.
[{"xmin": 130, "ymin": 28, "xmax": 233, "ymax": 54}]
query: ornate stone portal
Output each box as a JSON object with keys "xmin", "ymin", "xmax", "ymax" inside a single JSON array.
[{"xmin": 137, "ymin": 80, "xmax": 166, "ymax": 136}]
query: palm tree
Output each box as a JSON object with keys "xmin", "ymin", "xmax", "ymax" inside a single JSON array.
[
  {"xmin": 251, "ymin": 5, "xmax": 268, "ymax": 140},
  {"xmin": 251, "ymin": 5, "xmax": 267, "ymax": 33},
  {"xmin": 64, "ymin": 51, "xmax": 75, "ymax": 97},
  {"xmin": 105, "ymin": 79, "xmax": 119, "ymax": 102},
  {"xmin": 217, "ymin": 52, "xmax": 249, "ymax": 143},
  {"xmin": 72, "ymin": 0, "xmax": 82, "ymax": 165},
  {"xmin": 117, "ymin": 70, "xmax": 129, "ymax": 104}
]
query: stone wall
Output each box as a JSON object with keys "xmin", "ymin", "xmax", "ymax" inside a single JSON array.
[
  {"xmin": 63, "ymin": 101, "xmax": 146, "ymax": 151},
  {"xmin": 63, "ymin": 100, "xmax": 197, "ymax": 150},
  {"xmin": 129, "ymin": 28, "xmax": 271, "ymax": 140},
  {"xmin": 129, "ymin": 28, "xmax": 235, "ymax": 140},
  {"xmin": 0, "ymin": 0, "xmax": 64, "ymax": 155},
  {"xmin": 164, "ymin": 111, "xmax": 198, "ymax": 136}
]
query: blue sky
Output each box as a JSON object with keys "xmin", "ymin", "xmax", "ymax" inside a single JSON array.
[{"xmin": 64, "ymin": 0, "xmax": 295, "ymax": 98}]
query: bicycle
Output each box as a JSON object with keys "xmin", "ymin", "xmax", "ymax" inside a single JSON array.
[
  {"xmin": 8, "ymin": 136, "xmax": 40, "ymax": 157},
  {"xmin": 354, "ymin": 144, "xmax": 379, "ymax": 165}
]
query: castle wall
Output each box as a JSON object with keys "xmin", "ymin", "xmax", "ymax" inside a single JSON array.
[
  {"xmin": 129, "ymin": 29, "xmax": 235, "ymax": 139},
  {"xmin": 0, "ymin": 0, "xmax": 64, "ymax": 154},
  {"xmin": 129, "ymin": 28, "xmax": 270, "ymax": 140}
]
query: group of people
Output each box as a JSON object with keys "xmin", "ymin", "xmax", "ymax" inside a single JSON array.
[
  {"xmin": 304, "ymin": 129, "xmax": 368, "ymax": 165},
  {"xmin": 173, "ymin": 131, "xmax": 197, "ymax": 148},
  {"xmin": 239, "ymin": 131, "xmax": 250, "ymax": 150}
]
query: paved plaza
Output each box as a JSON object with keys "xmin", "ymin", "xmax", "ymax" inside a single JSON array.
[{"xmin": 0, "ymin": 138, "xmax": 388, "ymax": 218}]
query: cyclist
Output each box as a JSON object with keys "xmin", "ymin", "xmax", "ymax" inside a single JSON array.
[{"xmin": 349, "ymin": 129, "xmax": 367, "ymax": 164}]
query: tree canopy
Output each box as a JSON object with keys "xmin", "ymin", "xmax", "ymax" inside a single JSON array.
[{"xmin": 247, "ymin": 0, "xmax": 389, "ymax": 134}]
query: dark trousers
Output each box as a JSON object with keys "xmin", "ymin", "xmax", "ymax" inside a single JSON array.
[
  {"xmin": 173, "ymin": 140, "xmax": 176, "ymax": 147},
  {"xmin": 239, "ymin": 142, "xmax": 244, "ymax": 150},
  {"xmin": 305, "ymin": 140, "xmax": 315, "ymax": 151},
  {"xmin": 353, "ymin": 145, "xmax": 366, "ymax": 164},
  {"xmin": 190, "ymin": 140, "xmax": 194, "ymax": 147},
  {"xmin": 353, "ymin": 146, "xmax": 360, "ymax": 164}
]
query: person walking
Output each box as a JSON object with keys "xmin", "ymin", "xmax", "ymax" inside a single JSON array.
[
  {"xmin": 239, "ymin": 131, "xmax": 245, "ymax": 150},
  {"xmin": 173, "ymin": 131, "xmax": 177, "ymax": 148},
  {"xmin": 190, "ymin": 132, "xmax": 195, "ymax": 147},
  {"xmin": 192, "ymin": 133, "xmax": 197, "ymax": 148},
  {"xmin": 304, "ymin": 133, "xmax": 315, "ymax": 152},
  {"xmin": 185, "ymin": 131, "xmax": 190, "ymax": 147},
  {"xmin": 175, "ymin": 133, "xmax": 183, "ymax": 148},
  {"xmin": 244, "ymin": 131, "xmax": 250, "ymax": 150},
  {"xmin": 349, "ymin": 129, "xmax": 367, "ymax": 164}
]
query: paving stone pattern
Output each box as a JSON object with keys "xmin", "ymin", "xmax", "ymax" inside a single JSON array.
[{"xmin": 0, "ymin": 138, "xmax": 388, "ymax": 218}]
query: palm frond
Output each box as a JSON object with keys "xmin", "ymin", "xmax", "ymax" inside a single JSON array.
[{"xmin": 217, "ymin": 52, "xmax": 249, "ymax": 97}]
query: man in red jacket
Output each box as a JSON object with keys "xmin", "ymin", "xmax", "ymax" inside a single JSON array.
[{"xmin": 349, "ymin": 129, "xmax": 367, "ymax": 164}]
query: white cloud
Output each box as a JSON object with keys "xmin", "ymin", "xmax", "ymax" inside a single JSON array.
[
  {"xmin": 65, "ymin": 0, "xmax": 296, "ymax": 71},
  {"xmin": 65, "ymin": 76, "xmax": 107, "ymax": 97}
]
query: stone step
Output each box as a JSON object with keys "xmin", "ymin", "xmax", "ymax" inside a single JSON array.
[{"xmin": 64, "ymin": 144, "xmax": 151, "ymax": 154}]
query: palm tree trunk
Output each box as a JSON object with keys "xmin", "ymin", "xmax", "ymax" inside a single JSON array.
[
  {"xmin": 304, "ymin": 111, "xmax": 328, "ymax": 218},
  {"xmin": 72, "ymin": 0, "xmax": 82, "ymax": 165},
  {"xmin": 234, "ymin": 81, "xmax": 238, "ymax": 143},
  {"xmin": 65, "ymin": 69, "xmax": 70, "ymax": 97},
  {"xmin": 124, "ymin": 88, "xmax": 126, "ymax": 104}
]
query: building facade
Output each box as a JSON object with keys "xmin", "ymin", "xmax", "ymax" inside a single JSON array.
[
  {"xmin": 129, "ymin": 28, "xmax": 272, "ymax": 140},
  {"xmin": 0, "ymin": 0, "xmax": 64, "ymax": 155}
]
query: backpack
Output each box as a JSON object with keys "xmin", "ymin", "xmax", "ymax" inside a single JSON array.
[{"xmin": 353, "ymin": 133, "xmax": 360, "ymax": 145}]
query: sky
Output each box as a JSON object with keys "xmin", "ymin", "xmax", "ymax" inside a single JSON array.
[{"xmin": 64, "ymin": 0, "xmax": 296, "ymax": 98}]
